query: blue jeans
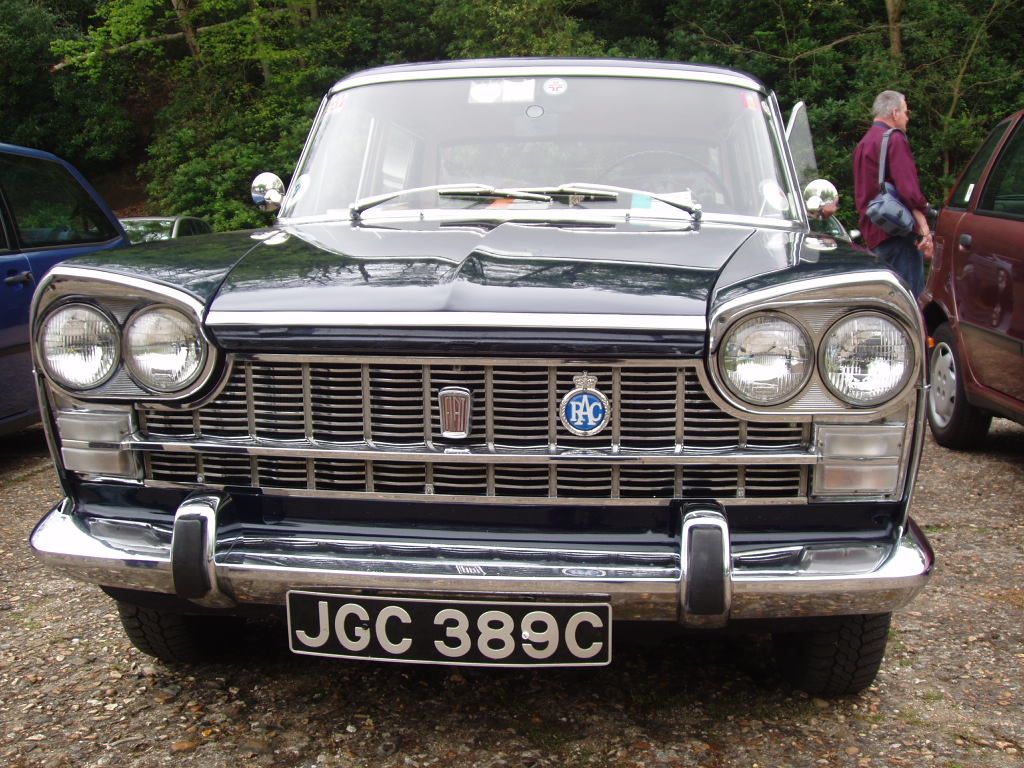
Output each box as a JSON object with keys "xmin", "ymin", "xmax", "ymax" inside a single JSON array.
[{"xmin": 875, "ymin": 234, "xmax": 924, "ymax": 297}]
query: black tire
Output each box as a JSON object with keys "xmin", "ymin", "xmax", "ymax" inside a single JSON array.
[
  {"xmin": 116, "ymin": 600, "xmax": 244, "ymax": 663},
  {"xmin": 772, "ymin": 613, "xmax": 891, "ymax": 696},
  {"xmin": 927, "ymin": 322, "xmax": 991, "ymax": 449}
]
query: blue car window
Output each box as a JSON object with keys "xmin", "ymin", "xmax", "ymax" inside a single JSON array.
[{"xmin": 0, "ymin": 154, "xmax": 118, "ymax": 248}]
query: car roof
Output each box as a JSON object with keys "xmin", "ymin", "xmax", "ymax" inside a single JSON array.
[
  {"xmin": 0, "ymin": 142, "xmax": 67, "ymax": 163},
  {"xmin": 332, "ymin": 58, "xmax": 767, "ymax": 95}
]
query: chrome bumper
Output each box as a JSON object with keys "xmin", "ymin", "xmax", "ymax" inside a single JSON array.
[{"xmin": 31, "ymin": 495, "xmax": 933, "ymax": 624}]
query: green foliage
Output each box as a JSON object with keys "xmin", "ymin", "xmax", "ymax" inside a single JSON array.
[{"xmin": 7, "ymin": 0, "xmax": 1022, "ymax": 230}]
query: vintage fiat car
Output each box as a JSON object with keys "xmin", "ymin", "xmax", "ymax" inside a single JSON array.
[{"xmin": 30, "ymin": 59, "xmax": 933, "ymax": 696}]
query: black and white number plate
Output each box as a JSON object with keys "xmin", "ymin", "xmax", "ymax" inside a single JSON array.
[{"xmin": 286, "ymin": 591, "xmax": 612, "ymax": 667}]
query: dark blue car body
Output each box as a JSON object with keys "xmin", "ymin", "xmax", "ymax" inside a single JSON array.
[{"xmin": 0, "ymin": 143, "xmax": 129, "ymax": 434}]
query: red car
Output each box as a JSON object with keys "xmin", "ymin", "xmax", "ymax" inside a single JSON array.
[{"xmin": 920, "ymin": 110, "xmax": 1024, "ymax": 447}]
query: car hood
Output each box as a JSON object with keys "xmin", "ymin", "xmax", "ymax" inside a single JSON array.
[
  {"xmin": 69, "ymin": 219, "xmax": 878, "ymax": 319},
  {"xmin": 212, "ymin": 219, "xmax": 764, "ymax": 318}
]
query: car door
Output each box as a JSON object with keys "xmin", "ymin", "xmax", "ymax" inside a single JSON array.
[
  {"xmin": 0, "ymin": 149, "xmax": 126, "ymax": 428},
  {"xmin": 951, "ymin": 116, "xmax": 1024, "ymax": 403}
]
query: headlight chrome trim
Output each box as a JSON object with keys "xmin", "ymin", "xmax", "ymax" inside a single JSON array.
[
  {"xmin": 718, "ymin": 311, "xmax": 814, "ymax": 407},
  {"xmin": 707, "ymin": 270, "xmax": 925, "ymax": 418},
  {"xmin": 123, "ymin": 305, "xmax": 209, "ymax": 394},
  {"xmin": 38, "ymin": 302, "xmax": 122, "ymax": 391},
  {"xmin": 818, "ymin": 311, "xmax": 916, "ymax": 408},
  {"xmin": 31, "ymin": 267, "xmax": 221, "ymax": 404}
]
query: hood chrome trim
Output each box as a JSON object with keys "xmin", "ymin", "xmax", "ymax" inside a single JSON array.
[{"xmin": 206, "ymin": 310, "xmax": 707, "ymax": 332}]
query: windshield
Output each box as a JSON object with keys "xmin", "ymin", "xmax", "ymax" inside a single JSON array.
[{"xmin": 281, "ymin": 75, "xmax": 797, "ymax": 222}]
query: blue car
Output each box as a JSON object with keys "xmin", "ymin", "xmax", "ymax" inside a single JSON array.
[{"xmin": 1, "ymin": 143, "xmax": 129, "ymax": 435}]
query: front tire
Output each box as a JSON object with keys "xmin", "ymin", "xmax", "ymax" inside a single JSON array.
[
  {"xmin": 772, "ymin": 613, "xmax": 891, "ymax": 696},
  {"xmin": 927, "ymin": 322, "xmax": 991, "ymax": 449},
  {"xmin": 116, "ymin": 600, "xmax": 244, "ymax": 663}
]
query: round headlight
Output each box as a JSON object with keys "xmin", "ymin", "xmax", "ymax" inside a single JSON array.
[
  {"xmin": 40, "ymin": 304, "xmax": 120, "ymax": 390},
  {"xmin": 720, "ymin": 313, "xmax": 813, "ymax": 405},
  {"xmin": 821, "ymin": 313, "xmax": 914, "ymax": 406},
  {"xmin": 124, "ymin": 307, "xmax": 205, "ymax": 392}
]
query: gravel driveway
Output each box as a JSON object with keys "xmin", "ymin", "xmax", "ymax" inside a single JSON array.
[{"xmin": 2, "ymin": 422, "xmax": 1021, "ymax": 768}]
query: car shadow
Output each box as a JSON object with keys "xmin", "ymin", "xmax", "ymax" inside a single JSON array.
[{"xmin": 0, "ymin": 424, "xmax": 51, "ymax": 475}]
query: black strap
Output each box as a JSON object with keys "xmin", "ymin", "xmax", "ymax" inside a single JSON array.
[{"xmin": 878, "ymin": 128, "xmax": 902, "ymax": 194}]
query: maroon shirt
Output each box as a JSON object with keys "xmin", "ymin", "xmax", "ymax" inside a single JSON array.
[{"xmin": 853, "ymin": 121, "xmax": 929, "ymax": 249}]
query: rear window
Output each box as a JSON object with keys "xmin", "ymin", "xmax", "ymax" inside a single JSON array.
[{"xmin": 0, "ymin": 153, "xmax": 118, "ymax": 248}]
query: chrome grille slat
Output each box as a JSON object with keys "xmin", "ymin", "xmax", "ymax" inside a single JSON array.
[{"xmin": 138, "ymin": 356, "xmax": 810, "ymax": 502}]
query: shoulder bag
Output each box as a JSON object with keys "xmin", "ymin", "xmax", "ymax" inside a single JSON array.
[{"xmin": 865, "ymin": 129, "xmax": 916, "ymax": 237}]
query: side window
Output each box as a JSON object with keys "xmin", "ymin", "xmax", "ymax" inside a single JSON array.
[
  {"xmin": 978, "ymin": 124, "xmax": 1024, "ymax": 218},
  {"xmin": 949, "ymin": 120, "xmax": 1011, "ymax": 209},
  {"xmin": 0, "ymin": 153, "xmax": 118, "ymax": 248}
]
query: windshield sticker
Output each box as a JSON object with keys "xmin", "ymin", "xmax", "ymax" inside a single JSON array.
[
  {"xmin": 543, "ymin": 78, "xmax": 568, "ymax": 96},
  {"xmin": 324, "ymin": 93, "xmax": 347, "ymax": 115},
  {"xmin": 469, "ymin": 79, "xmax": 536, "ymax": 104}
]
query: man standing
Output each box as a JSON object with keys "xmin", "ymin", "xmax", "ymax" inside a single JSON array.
[{"xmin": 854, "ymin": 90, "xmax": 934, "ymax": 297}]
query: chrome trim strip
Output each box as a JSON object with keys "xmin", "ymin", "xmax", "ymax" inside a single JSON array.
[
  {"xmin": 30, "ymin": 503, "xmax": 933, "ymax": 622},
  {"xmin": 130, "ymin": 436, "xmax": 818, "ymax": 465},
  {"xmin": 37, "ymin": 265, "xmax": 206, "ymax": 316},
  {"xmin": 206, "ymin": 310, "xmax": 708, "ymax": 332},
  {"xmin": 330, "ymin": 65, "xmax": 767, "ymax": 96},
  {"xmin": 142, "ymin": 481, "xmax": 809, "ymax": 507}
]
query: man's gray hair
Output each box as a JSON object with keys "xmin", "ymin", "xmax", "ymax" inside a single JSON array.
[{"xmin": 873, "ymin": 91, "xmax": 905, "ymax": 119}]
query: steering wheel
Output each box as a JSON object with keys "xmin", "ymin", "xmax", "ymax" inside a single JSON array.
[{"xmin": 599, "ymin": 150, "xmax": 727, "ymax": 204}]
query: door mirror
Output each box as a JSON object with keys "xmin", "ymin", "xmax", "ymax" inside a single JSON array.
[
  {"xmin": 803, "ymin": 179, "xmax": 839, "ymax": 218},
  {"xmin": 252, "ymin": 173, "xmax": 285, "ymax": 213}
]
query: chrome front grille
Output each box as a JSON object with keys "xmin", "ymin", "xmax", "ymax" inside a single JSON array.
[{"xmin": 139, "ymin": 356, "xmax": 811, "ymax": 503}]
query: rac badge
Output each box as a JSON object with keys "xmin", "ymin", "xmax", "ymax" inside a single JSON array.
[{"xmin": 560, "ymin": 372, "xmax": 611, "ymax": 437}]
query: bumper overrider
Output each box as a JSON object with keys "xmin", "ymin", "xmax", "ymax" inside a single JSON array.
[{"xmin": 31, "ymin": 493, "xmax": 934, "ymax": 627}]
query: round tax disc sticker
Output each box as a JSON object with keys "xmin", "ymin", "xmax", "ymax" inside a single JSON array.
[{"xmin": 543, "ymin": 78, "xmax": 568, "ymax": 96}]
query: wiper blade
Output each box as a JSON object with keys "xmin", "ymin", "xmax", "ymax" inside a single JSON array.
[
  {"xmin": 524, "ymin": 182, "xmax": 702, "ymax": 220},
  {"xmin": 514, "ymin": 183, "xmax": 621, "ymax": 202},
  {"xmin": 349, "ymin": 184, "xmax": 552, "ymax": 219}
]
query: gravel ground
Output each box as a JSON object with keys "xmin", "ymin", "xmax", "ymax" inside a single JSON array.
[{"xmin": 1, "ymin": 421, "xmax": 1022, "ymax": 768}]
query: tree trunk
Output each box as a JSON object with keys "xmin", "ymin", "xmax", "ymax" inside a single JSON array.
[
  {"xmin": 169, "ymin": 0, "xmax": 202, "ymax": 61},
  {"xmin": 885, "ymin": 0, "xmax": 904, "ymax": 60}
]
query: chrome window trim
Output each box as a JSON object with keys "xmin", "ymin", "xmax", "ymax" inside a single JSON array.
[
  {"xmin": 206, "ymin": 310, "xmax": 708, "ymax": 333},
  {"xmin": 330, "ymin": 66, "xmax": 767, "ymax": 97}
]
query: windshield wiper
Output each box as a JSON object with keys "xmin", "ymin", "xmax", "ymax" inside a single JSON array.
[
  {"xmin": 524, "ymin": 182, "xmax": 702, "ymax": 220},
  {"xmin": 350, "ymin": 184, "xmax": 552, "ymax": 219},
  {"xmin": 349, "ymin": 181, "xmax": 701, "ymax": 221}
]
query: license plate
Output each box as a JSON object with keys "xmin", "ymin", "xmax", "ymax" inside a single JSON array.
[{"xmin": 286, "ymin": 591, "xmax": 612, "ymax": 667}]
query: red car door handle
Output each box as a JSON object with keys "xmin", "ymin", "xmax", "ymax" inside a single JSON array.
[{"xmin": 958, "ymin": 233, "xmax": 973, "ymax": 249}]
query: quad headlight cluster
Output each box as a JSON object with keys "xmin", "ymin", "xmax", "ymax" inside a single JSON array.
[
  {"xmin": 720, "ymin": 310, "xmax": 914, "ymax": 408},
  {"xmin": 40, "ymin": 303, "xmax": 206, "ymax": 394}
]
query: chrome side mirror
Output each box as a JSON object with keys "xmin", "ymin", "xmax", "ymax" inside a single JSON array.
[
  {"xmin": 252, "ymin": 172, "xmax": 285, "ymax": 213},
  {"xmin": 803, "ymin": 179, "xmax": 838, "ymax": 219}
]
